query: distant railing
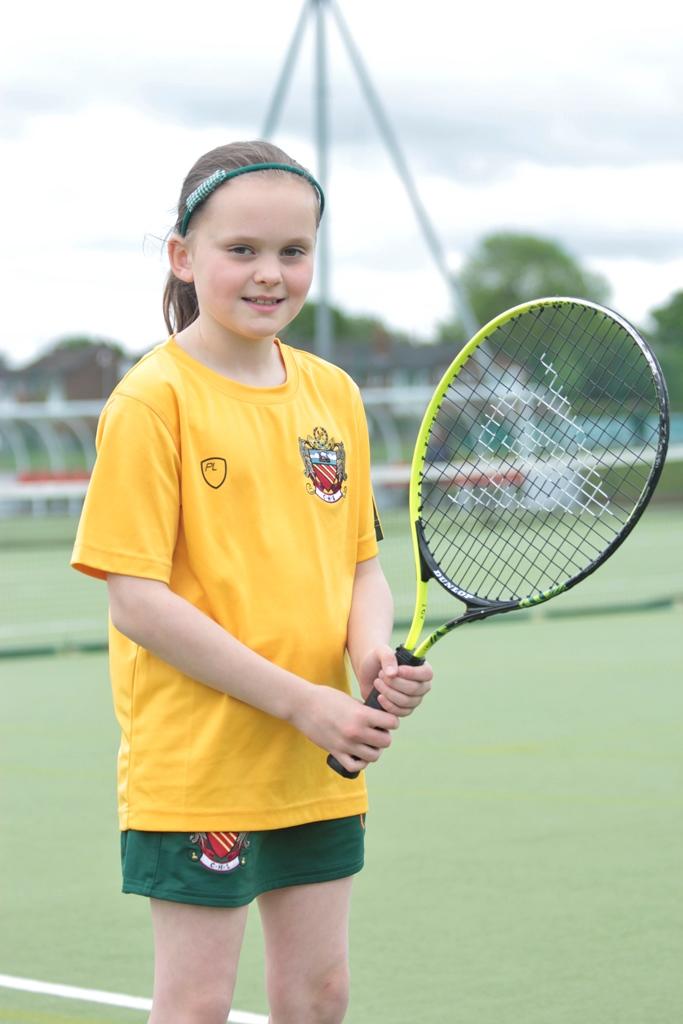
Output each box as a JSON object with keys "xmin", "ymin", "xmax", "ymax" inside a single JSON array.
[
  {"xmin": 1, "ymin": 398, "xmax": 682, "ymax": 516},
  {"xmin": 0, "ymin": 391, "xmax": 430, "ymax": 483}
]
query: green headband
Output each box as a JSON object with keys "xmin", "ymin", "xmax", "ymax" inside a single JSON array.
[{"xmin": 179, "ymin": 162, "xmax": 325, "ymax": 235}]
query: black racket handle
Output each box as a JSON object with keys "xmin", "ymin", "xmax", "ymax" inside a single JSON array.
[{"xmin": 327, "ymin": 645, "xmax": 426, "ymax": 779}]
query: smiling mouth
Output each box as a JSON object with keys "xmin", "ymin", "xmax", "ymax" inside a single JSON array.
[{"xmin": 243, "ymin": 297, "xmax": 285, "ymax": 307}]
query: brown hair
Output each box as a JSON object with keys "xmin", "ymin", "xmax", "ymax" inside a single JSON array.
[{"xmin": 163, "ymin": 140, "xmax": 320, "ymax": 335}]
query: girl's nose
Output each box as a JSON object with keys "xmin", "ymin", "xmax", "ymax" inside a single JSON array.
[{"xmin": 253, "ymin": 257, "xmax": 282, "ymax": 285}]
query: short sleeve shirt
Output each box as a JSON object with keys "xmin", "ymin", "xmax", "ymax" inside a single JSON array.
[{"xmin": 72, "ymin": 339, "xmax": 378, "ymax": 830}]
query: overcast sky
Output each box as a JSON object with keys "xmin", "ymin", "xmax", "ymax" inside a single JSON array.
[{"xmin": 2, "ymin": 0, "xmax": 683, "ymax": 367}]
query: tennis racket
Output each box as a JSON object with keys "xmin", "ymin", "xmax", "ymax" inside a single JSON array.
[{"xmin": 329, "ymin": 296, "xmax": 669, "ymax": 778}]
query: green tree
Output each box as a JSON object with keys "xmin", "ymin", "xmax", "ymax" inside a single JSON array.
[
  {"xmin": 452, "ymin": 232, "xmax": 611, "ymax": 330},
  {"xmin": 646, "ymin": 291, "xmax": 683, "ymax": 410},
  {"xmin": 434, "ymin": 233, "xmax": 620, "ymax": 403}
]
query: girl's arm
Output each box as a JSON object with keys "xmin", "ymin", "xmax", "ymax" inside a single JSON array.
[
  {"xmin": 107, "ymin": 574, "xmax": 398, "ymax": 774},
  {"xmin": 346, "ymin": 557, "xmax": 433, "ymax": 718}
]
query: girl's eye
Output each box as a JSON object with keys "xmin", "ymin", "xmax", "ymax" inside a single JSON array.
[
  {"xmin": 228, "ymin": 246, "xmax": 253, "ymax": 256},
  {"xmin": 282, "ymin": 247, "xmax": 306, "ymax": 257}
]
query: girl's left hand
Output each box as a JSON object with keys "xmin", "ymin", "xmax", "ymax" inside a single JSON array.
[{"xmin": 358, "ymin": 644, "xmax": 433, "ymax": 717}]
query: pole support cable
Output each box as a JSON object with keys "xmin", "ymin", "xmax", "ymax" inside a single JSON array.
[
  {"xmin": 261, "ymin": 0, "xmax": 311, "ymax": 138},
  {"xmin": 328, "ymin": 0, "xmax": 477, "ymax": 337}
]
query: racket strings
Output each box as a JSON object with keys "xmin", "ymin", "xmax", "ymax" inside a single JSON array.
[
  {"xmin": 423, "ymin": 392, "xmax": 603, "ymax": 595},
  {"xmin": 440, "ymin": 342, "xmax": 651, "ymax": 593},
  {"xmin": 417, "ymin": 302, "xmax": 662, "ymax": 602}
]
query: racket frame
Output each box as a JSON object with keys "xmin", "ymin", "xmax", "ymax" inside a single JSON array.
[{"xmin": 404, "ymin": 296, "xmax": 670, "ymax": 659}]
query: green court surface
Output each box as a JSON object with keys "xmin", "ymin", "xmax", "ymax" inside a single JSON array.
[
  {"xmin": 1, "ymin": 504, "xmax": 682, "ymax": 656},
  {"xmin": 1, "ymin": 504, "xmax": 682, "ymax": 1021}
]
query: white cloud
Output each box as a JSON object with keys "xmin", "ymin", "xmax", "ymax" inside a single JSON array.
[
  {"xmin": 2, "ymin": 0, "xmax": 683, "ymax": 364},
  {"xmin": 593, "ymin": 257, "xmax": 683, "ymax": 326}
]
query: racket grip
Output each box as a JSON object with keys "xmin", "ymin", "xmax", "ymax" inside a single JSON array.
[
  {"xmin": 326, "ymin": 754, "xmax": 361, "ymax": 779},
  {"xmin": 327, "ymin": 646, "xmax": 425, "ymax": 778},
  {"xmin": 327, "ymin": 687, "xmax": 383, "ymax": 779}
]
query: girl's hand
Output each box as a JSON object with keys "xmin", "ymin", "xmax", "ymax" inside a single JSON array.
[
  {"xmin": 291, "ymin": 683, "xmax": 399, "ymax": 775},
  {"xmin": 358, "ymin": 644, "xmax": 433, "ymax": 718}
]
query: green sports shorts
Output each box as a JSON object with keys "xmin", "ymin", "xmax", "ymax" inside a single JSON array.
[{"xmin": 120, "ymin": 815, "xmax": 366, "ymax": 908}]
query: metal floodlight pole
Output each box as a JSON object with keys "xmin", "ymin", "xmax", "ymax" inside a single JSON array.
[
  {"xmin": 328, "ymin": 0, "xmax": 478, "ymax": 339},
  {"xmin": 313, "ymin": 0, "xmax": 333, "ymax": 361},
  {"xmin": 260, "ymin": 1, "xmax": 311, "ymax": 139},
  {"xmin": 262, "ymin": 0, "xmax": 477, "ymax": 355},
  {"xmin": 261, "ymin": 0, "xmax": 333, "ymax": 361}
]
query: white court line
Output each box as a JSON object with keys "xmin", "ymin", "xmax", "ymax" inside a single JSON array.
[{"xmin": 0, "ymin": 974, "xmax": 268, "ymax": 1023}]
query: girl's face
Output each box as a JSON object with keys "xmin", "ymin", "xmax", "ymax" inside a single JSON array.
[{"xmin": 175, "ymin": 173, "xmax": 318, "ymax": 345}]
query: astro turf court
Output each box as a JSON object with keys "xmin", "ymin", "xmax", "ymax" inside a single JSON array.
[{"xmin": 1, "ymin": 505, "xmax": 682, "ymax": 1022}]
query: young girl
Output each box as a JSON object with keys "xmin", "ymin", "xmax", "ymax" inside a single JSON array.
[{"xmin": 71, "ymin": 140, "xmax": 433, "ymax": 1024}]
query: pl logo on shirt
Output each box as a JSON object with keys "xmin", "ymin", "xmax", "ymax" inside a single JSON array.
[
  {"xmin": 298, "ymin": 426, "xmax": 347, "ymax": 504},
  {"xmin": 201, "ymin": 457, "xmax": 227, "ymax": 489}
]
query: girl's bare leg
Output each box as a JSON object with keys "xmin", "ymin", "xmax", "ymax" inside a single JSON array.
[
  {"xmin": 258, "ymin": 876, "xmax": 354, "ymax": 1024},
  {"xmin": 148, "ymin": 897, "xmax": 249, "ymax": 1024}
]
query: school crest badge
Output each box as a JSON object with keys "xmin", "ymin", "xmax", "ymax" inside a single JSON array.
[
  {"xmin": 298, "ymin": 427, "xmax": 347, "ymax": 503},
  {"xmin": 188, "ymin": 831, "xmax": 249, "ymax": 873}
]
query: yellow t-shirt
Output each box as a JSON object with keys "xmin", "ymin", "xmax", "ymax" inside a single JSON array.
[{"xmin": 71, "ymin": 338, "xmax": 379, "ymax": 831}]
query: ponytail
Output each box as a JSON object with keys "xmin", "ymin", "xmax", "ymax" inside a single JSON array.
[{"xmin": 163, "ymin": 275, "xmax": 198, "ymax": 336}]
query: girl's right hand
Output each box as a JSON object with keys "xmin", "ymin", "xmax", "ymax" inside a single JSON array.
[{"xmin": 291, "ymin": 684, "xmax": 399, "ymax": 774}]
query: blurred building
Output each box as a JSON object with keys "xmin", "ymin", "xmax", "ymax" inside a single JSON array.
[
  {"xmin": 0, "ymin": 334, "xmax": 455, "ymax": 401},
  {"xmin": 0, "ymin": 343, "xmax": 134, "ymax": 403},
  {"xmin": 315, "ymin": 339, "xmax": 455, "ymax": 388}
]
